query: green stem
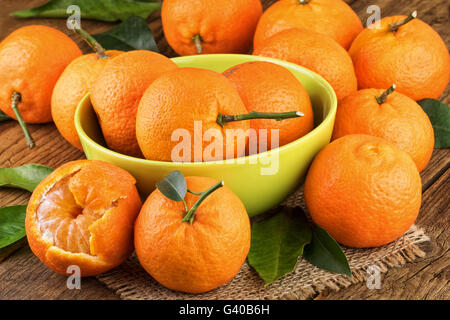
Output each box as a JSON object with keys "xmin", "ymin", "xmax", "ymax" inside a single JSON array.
[
  {"xmin": 182, "ymin": 199, "xmax": 189, "ymax": 213},
  {"xmin": 298, "ymin": 0, "xmax": 311, "ymax": 4},
  {"xmin": 389, "ymin": 11, "xmax": 417, "ymax": 32},
  {"xmin": 73, "ymin": 24, "xmax": 108, "ymax": 59},
  {"xmin": 187, "ymin": 189, "xmax": 202, "ymax": 195},
  {"xmin": 376, "ymin": 84, "xmax": 396, "ymax": 104},
  {"xmin": 193, "ymin": 34, "xmax": 203, "ymax": 54},
  {"xmin": 216, "ymin": 111, "xmax": 303, "ymax": 128},
  {"xmin": 11, "ymin": 92, "xmax": 35, "ymax": 149},
  {"xmin": 181, "ymin": 180, "xmax": 224, "ymax": 224}
]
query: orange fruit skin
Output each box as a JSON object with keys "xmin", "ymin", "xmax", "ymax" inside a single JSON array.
[
  {"xmin": 0, "ymin": 25, "xmax": 82, "ymax": 123},
  {"xmin": 162, "ymin": 0, "xmax": 262, "ymax": 56},
  {"xmin": 349, "ymin": 16, "xmax": 450, "ymax": 101},
  {"xmin": 304, "ymin": 134, "xmax": 422, "ymax": 248},
  {"xmin": 254, "ymin": 28, "xmax": 357, "ymax": 101},
  {"xmin": 90, "ymin": 50, "xmax": 178, "ymax": 157},
  {"xmin": 332, "ymin": 89, "xmax": 434, "ymax": 172},
  {"xmin": 253, "ymin": 0, "xmax": 363, "ymax": 50},
  {"xmin": 223, "ymin": 61, "xmax": 314, "ymax": 150},
  {"xmin": 136, "ymin": 67, "xmax": 250, "ymax": 162},
  {"xmin": 134, "ymin": 176, "xmax": 251, "ymax": 293},
  {"xmin": 51, "ymin": 51, "xmax": 123, "ymax": 150},
  {"xmin": 25, "ymin": 160, "xmax": 142, "ymax": 276}
]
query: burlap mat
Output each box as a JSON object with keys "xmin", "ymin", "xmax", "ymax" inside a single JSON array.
[{"xmin": 96, "ymin": 185, "xmax": 430, "ymax": 300}]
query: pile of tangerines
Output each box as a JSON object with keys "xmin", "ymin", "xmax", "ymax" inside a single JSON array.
[{"xmin": 0, "ymin": 0, "xmax": 448, "ymax": 294}]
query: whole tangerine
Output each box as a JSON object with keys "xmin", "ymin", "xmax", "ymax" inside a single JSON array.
[
  {"xmin": 304, "ymin": 134, "xmax": 422, "ymax": 248},
  {"xmin": 162, "ymin": 0, "xmax": 262, "ymax": 56},
  {"xmin": 223, "ymin": 61, "xmax": 314, "ymax": 150},
  {"xmin": 134, "ymin": 176, "xmax": 251, "ymax": 293},
  {"xmin": 254, "ymin": 28, "xmax": 357, "ymax": 101},
  {"xmin": 0, "ymin": 25, "xmax": 82, "ymax": 148},
  {"xmin": 349, "ymin": 12, "xmax": 450, "ymax": 101},
  {"xmin": 90, "ymin": 50, "xmax": 178, "ymax": 157},
  {"xmin": 253, "ymin": 0, "xmax": 363, "ymax": 50},
  {"xmin": 332, "ymin": 85, "xmax": 435, "ymax": 172}
]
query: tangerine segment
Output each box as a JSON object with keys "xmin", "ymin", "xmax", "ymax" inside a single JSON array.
[{"xmin": 26, "ymin": 160, "xmax": 142, "ymax": 276}]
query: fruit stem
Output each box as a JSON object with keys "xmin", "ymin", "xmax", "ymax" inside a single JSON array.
[
  {"xmin": 376, "ymin": 84, "xmax": 396, "ymax": 104},
  {"xmin": 298, "ymin": 0, "xmax": 311, "ymax": 4},
  {"xmin": 187, "ymin": 189, "xmax": 202, "ymax": 195},
  {"xmin": 193, "ymin": 34, "xmax": 203, "ymax": 54},
  {"xmin": 389, "ymin": 11, "xmax": 417, "ymax": 32},
  {"xmin": 73, "ymin": 25, "xmax": 108, "ymax": 59},
  {"xmin": 181, "ymin": 180, "xmax": 224, "ymax": 224},
  {"xmin": 216, "ymin": 111, "xmax": 304, "ymax": 128},
  {"xmin": 11, "ymin": 92, "xmax": 35, "ymax": 149}
]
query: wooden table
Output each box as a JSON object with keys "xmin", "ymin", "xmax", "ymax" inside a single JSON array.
[{"xmin": 0, "ymin": 0, "xmax": 448, "ymax": 300}]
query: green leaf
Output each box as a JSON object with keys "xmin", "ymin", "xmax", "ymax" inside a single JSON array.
[
  {"xmin": 0, "ymin": 110, "xmax": 11, "ymax": 122},
  {"xmin": 0, "ymin": 205, "xmax": 27, "ymax": 249},
  {"xmin": 0, "ymin": 238, "xmax": 26, "ymax": 263},
  {"xmin": 0, "ymin": 164, "xmax": 53, "ymax": 192},
  {"xmin": 248, "ymin": 207, "xmax": 312, "ymax": 285},
  {"xmin": 156, "ymin": 170, "xmax": 187, "ymax": 202},
  {"xmin": 11, "ymin": 0, "xmax": 162, "ymax": 22},
  {"xmin": 417, "ymin": 99, "xmax": 450, "ymax": 149},
  {"xmin": 304, "ymin": 225, "xmax": 352, "ymax": 277},
  {"xmin": 93, "ymin": 16, "xmax": 158, "ymax": 52}
]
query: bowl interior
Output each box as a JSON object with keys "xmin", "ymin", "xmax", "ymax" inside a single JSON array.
[{"xmin": 75, "ymin": 54, "xmax": 337, "ymax": 216}]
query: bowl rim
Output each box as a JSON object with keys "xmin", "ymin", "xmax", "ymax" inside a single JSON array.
[{"xmin": 74, "ymin": 54, "xmax": 337, "ymax": 167}]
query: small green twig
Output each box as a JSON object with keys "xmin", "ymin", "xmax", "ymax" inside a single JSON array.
[
  {"xmin": 187, "ymin": 189, "xmax": 202, "ymax": 195},
  {"xmin": 376, "ymin": 84, "xmax": 396, "ymax": 104},
  {"xmin": 182, "ymin": 199, "xmax": 189, "ymax": 213},
  {"xmin": 389, "ymin": 11, "xmax": 417, "ymax": 33},
  {"xmin": 72, "ymin": 23, "xmax": 108, "ymax": 59},
  {"xmin": 11, "ymin": 92, "xmax": 35, "ymax": 149},
  {"xmin": 216, "ymin": 111, "xmax": 304, "ymax": 128},
  {"xmin": 193, "ymin": 34, "xmax": 203, "ymax": 54},
  {"xmin": 181, "ymin": 181, "xmax": 224, "ymax": 224}
]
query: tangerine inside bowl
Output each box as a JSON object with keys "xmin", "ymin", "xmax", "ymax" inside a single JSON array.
[{"xmin": 74, "ymin": 54, "xmax": 337, "ymax": 217}]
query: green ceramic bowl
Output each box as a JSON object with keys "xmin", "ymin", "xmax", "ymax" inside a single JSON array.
[{"xmin": 74, "ymin": 54, "xmax": 337, "ymax": 216}]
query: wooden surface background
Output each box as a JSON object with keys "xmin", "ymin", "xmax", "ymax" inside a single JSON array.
[{"xmin": 0, "ymin": 0, "xmax": 448, "ymax": 300}]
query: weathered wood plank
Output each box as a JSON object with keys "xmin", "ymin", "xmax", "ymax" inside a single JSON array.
[
  {"xmin": 0, "ymin": 245, "xmax": 119, "ymax": 300},
  {"xmin": 0, "ymin": 0, "xmax": 448, "ymax": 300}
]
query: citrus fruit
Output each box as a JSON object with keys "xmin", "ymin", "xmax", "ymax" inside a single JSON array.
[
  {"xmin": 52, "ymin": 50, "xmax": 123, "ymax": 150},
  {"xmin": 253, "ymin": 0, "xmax": 363, "ymax": 50},
  {"xmin": 304, "ymin": 134, "xmax": 422, "ymax": 248},
  {"xmin": 332, "ymin": 86, "xmax": 435, "ymax": 172},
  {"xmin": 0, "ymin": 25, "xmax": 82, "ymax": 147},
  {"xmin": 134, "ymin": 176, "xmax": 251, "ymax": 293},
  {"xmin": 90, "ymin": 50, "xmax": 178, "ymax": 157},
  {"xmin": 25, "ymin": 160, "xmax": 142, "ymax": 276},
  {"xmin": 162, "ymin": 0, "xmax": 263, "ymax": 56},
  {"xmin": 136, "ymin": 67, "xmax": 250, "ymax": 162},
  {"xmin": 254, "ymin": 28, "xmax": 357, "ymax": 101},
  {"xmin": 223, "ymin": 61, "xmax": 314, "ymax": 150},
  {"xmin": 349, "ymin": 12, "xmax": 450, "ymax": 101}
]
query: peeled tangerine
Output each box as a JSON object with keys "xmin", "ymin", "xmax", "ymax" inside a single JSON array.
[{"xmin": 25, "ymin": 160, "xmax": 142, "ymax": 276}]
